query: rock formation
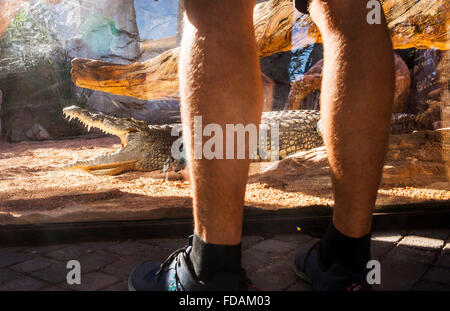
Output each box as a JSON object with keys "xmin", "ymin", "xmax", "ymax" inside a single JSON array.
[
  {"xmin": 71, "ymin": 0, "xmax": 449, "ymax": 100},
  {"xmin": 0, "ymin": 89, "xmax": 2, "ymax": 138}
]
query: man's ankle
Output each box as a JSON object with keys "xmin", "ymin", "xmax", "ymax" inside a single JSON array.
[
  {"xmin": 188, "ymin": 233, "xmax": 242, "ymax": 282},
  {"xmin": 319, "ymin": 221, "xmax": 371, "ymax": 273}
]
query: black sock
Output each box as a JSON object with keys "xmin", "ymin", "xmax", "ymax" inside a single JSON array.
[
  {"xmin": 319, "ymin": 221, "xmax": 371, "ymax": 273},
  {"xmin": 188, "ymin": 234, "xmax": 242, "ymax": 282}
]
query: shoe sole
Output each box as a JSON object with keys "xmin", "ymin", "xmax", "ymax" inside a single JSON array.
[
  {"xmin": 128, "ymin": 266, "xmax": 137, "ymax": 291},
  {"xmin": 293, "ymin": 263, "xmax": 312, "ymax": 285}
]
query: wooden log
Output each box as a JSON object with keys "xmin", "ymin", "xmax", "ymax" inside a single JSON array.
[{"xmin": 72, "ymin": 0, "xmax": 449, "ymax": 100}]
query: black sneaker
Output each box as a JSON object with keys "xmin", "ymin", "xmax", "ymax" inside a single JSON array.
[
  {"xmin": 128, "ymin": 236, "xmax": 252, "ymax": 291},
  {"xmin": 293, "ymin": 241, "xmax": 371, "ymax": 291}
]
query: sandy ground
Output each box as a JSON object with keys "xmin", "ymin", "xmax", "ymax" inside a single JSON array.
[{"xmin": 0, "ymin": 136, "xmax": 449, "ymax": 225}]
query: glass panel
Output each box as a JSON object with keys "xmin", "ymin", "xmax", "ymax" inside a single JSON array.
[{"xmin": 0, "ymin": 0, "xmax": 448, "ymax": 226}]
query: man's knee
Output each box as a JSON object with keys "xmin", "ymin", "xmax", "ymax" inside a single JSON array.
[
  {"xmin": 308, "ymin": 0, "xmax": 386, "ymax": 33},
  {"xmin": 184, "ymin": 0, "xmax": 253, "ymax": 30}
]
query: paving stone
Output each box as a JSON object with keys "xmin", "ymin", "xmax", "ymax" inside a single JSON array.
[
  {"xmin": 45, "ymin": 245, "xmax": 92, "ymax": 261},
  {"xmin": 371, "ymin": 240, "xmax": 395, "ymax": 260},
  {"xmin": 139, "ymin": 238, "xmax": 186, "ymax": 251},
  {"xmin": 436, "ymin": 254, "xmax": 450, "ymax": 268},
  {"xmin": 0, "ymin": 275, "xmax": 49, "ymax": 291},
  {"xmin": 398, "ymin": 235, "xmax": 445, "ymax": 250},
  {"xmin": 102, "ymin": 257, "xmax": 143, "ymax": 279},
  {"xmin": 59, "ymin": 272, "xmax": 119, "ymax": 291},
  {"xmin": 24, "ymin": 244, "xmax": 69, "ymax": 255},
  {"xmin": 4, "ymin": 230, "xmax": 449, "ymax": 291},
  {"xmin": 0, "ymin": 247, "xmax": 21, "ymax": 255},
  {"xmin": 77, "ymin": 240, "xmax": 121, "ymax": 250},
  {"xmin": 373, "ymin": 259, "xmax": 428, "ymax": 291},
  {"xmin": 372, "ymin": 231, "xmax": 406, "ymax": 243},
  {"xmin": 131, "ymin": 248, "xmax": 172, "ymax": 263},
  {"xmin": 0, "ymin": 251, "xmax": 35, "ymax": 268},
  {"xmin": 248, "ymin": 239, "xmax": 297, "ymax": 255},
  {"xmin": 30, "ymin": 262, "xmax": 68, "ymax": 284},
  {"xmin": 104, "ymin": 240, "xmax": 155, "ymax": 256},
  {"xmin": 39, "ymin": 285, "xmax": 66, "ymax": 291},
  {"xmin": 242, "ymin": 249, "xmax": 273, "ymax": 273},
  {"xmin": 285, "ymin": 280, "xmax": 313, "ymax": 291},
  {"xmin": 272, "ymin": 233, "xmax": 313, "ymax": 246},
  {"xmin": 10, "ymin": 257, "xmax": 55, "ymax": 273},
  {"xmin": 443, "ymin": 242, "xmax": 450, "ymax": 254},
  {"xmin": 412, "ymin": 281, "xmax": 450, "ymax": 291},
  {"xmin": 76, "ymin": 251, "xmax": 121, "ymax": 273},
  {"xmin": 383, "ymin": 245, "xmax": 437, "ymax": 265},
  {"xmin": 247, "ymin": 256, "xmax": 297, "ymax": 291},
  {"xmin": 421, "ymin": 267, "xmax": 450, "ymax": 285},
  {"xmin": 408, "ymin": 229, "xmax": 450, "ymax": 241},
  {"xmin": 101, "ymin": 281, "xmax": 128, "ymax": 291},
  {"xmin": 0, "ymin": 268, "xmax": 25, "ymax": 284},
  {"xmin": 242, "ymin": 236, "xmax": 265, "ymax": 250}
]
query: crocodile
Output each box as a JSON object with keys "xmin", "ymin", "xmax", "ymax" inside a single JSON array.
[{"xmin": 62, "ymin": 105, "xmax": 427, "ymax": 175}]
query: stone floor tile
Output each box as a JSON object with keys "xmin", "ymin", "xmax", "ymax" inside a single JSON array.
[
  {"xmin": 0, "ymin": 251, "xmax": 35, "ymax": 268},
  {"xmin": 0, "ymin": 275, "xmax": 49, "ymax": 291},
  {"xmin": 285, "ymin": 280, "xmax": 313, "ymax": 291},
  {"xmin": 138, "ymin": 238, "xmax": 186, "ymax": 251},
  {"xmin": 272, "ymin": 233, "xmax": 313, "ymax": 246},
  {"xmin": 421, "ymin": 267, "xmax": 450, "ymax": 285},
  {"xmin": 412, "ymin": 281, "xmax": 450, "ymax": 291},
  {"xmin": 398, "ymin": 235, "xmax": 445, "ymax": 250},
  {"xmin": 102, "ymin": 281, "xmax": 128, "ymax": 291},
  {"xmin": 242, "ymin": 236, "xmax": 265, "ymax": 250},
  {"xmin": 383, "ymin": 245, "xmax": 437, "ymax": 265},
  {"xmin": 104, "ymin": 240, "xmax": 156, "ymax": 256},
  {"xmin": 59, "ymin": 272, "xmax": 119, "ymax": 291},
  {"xmin": 10, "ymin": 257, "xmax": 56, "ymax": 273},
  {"xmin": 247, "ymin": 256, "xmax": 297, "ymax": 291},
  {"xmin": 371, "ymin": 240, "xmax": 395, "ymax": 260},
  {"xmin": 372, "ymin": 231, "xmax": 407, "ymax": 243},
  {"xmin": 0, "ymin": 268, "xmax": 25, "ymax": 284},
  {"xmin": 436, "ymin": 254, "xmax": 450, "ymax": 268},
  {"xmin": 30, "ymin": 262, "xmax": 69, "ymax": 284},
  {"xmin": 248, "ymin": 239, "xmax": 297, "ymax": 255},
  {"xmin": 76, "ymin": 251, "xmax": 121, "ymax": 273},
  {"xmin": 373, "ymin": 259, "xmax": 427, "ymax": 291},
  {"xmin": 44, "ymin": 245, "xmax": 92, "ymax": 261},
  {"xmin": 408, "ymin": 229, "xmax": 450, "ymax": 241}
]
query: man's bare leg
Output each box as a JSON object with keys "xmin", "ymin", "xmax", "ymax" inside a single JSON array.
[
  {"xmin": 309, "ymin": 0, "xmax": 395, "ymax": 238},
  {"xmin": 129, "ymin": 0, "xmax": 261, "ymax": 290},
  {"xmin": 180, "ymin": 0, "xmax": 263, "ymax": 246},
  {"xmin": 294, "ymin": 0, "xmax": 394, "ymax": 289}
]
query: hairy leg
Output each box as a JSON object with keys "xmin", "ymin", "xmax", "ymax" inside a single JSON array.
[
  {"xmin": 309, "ymin": 0, "xmax": 395, "ymax": 238},
  {"xmin": 180, "ymin": 0, "xmax": 263, "ymax": 245}
]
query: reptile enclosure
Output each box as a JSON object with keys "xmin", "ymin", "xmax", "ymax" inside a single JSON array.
[{"xmin": 0, "ymin": 0, "xmax": 449, "ymax": 243}]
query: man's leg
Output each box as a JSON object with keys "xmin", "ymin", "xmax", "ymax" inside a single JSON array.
[
  {"xmin": 295, "ymin": 0, "xmax": 395, "ymax": 290},
  {"xmin": 179, "ymin": 0, "xmax": 262, "ymax": 281},
  {"xmin": 180, "ymin": 0, "xmax": 262, "ymax": 246},
  {"xmin": 311, "ymin": 0, "xmax": 394, "ymax": 239},
  {"xmin": 129, "ymin": 0, "xmax": 262, "ymax": 290}
]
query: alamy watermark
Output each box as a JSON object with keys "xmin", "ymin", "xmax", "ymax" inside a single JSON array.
[
  {"xmin": 66, "ymin": 260, "xmax": 81, "ymax": 285},
  {"xmin": 366, "ymin": 0, "xmax": 382, "ymax": 24},
  {"xmin": 170, "ymin": 117, "xmax": 280, "ymax": 163},
  {"xmin": 366, "ymin": 259, "xmax": 381, "ymax": 285}
]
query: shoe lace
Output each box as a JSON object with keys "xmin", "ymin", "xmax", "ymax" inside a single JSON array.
[{"xmin": 156, "ymin": 246, "xmax": 190, "ymax": 281}]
